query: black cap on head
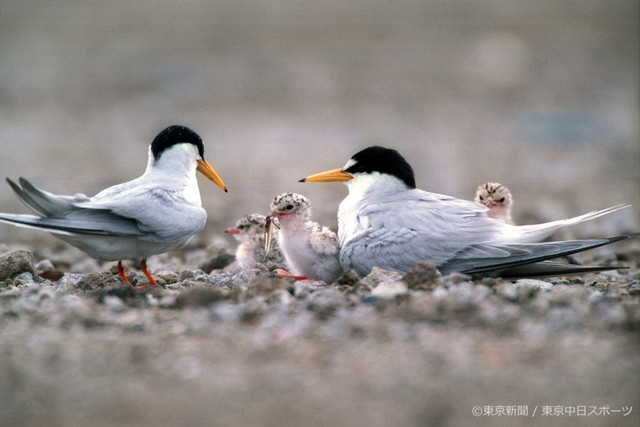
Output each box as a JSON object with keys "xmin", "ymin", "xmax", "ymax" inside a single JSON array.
[
  {"xmin": 344, "ymin": 146, "xmax": 416, "ymax": 188},
  {"xmin": 151, "ymin": 125, "xmax": 204, "ymax": 161}
]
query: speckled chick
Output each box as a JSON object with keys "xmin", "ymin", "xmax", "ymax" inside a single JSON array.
[
  {"xmin": 268, "ymin": 192, "xmax": 342, "ymax": 283},
  {"xmin": 225, "ymin": 214, "xmax": 285, "ymax": 269},
  {"xmin": 475, "ymin": 182, "xmax": 514, "ymax": 225}
]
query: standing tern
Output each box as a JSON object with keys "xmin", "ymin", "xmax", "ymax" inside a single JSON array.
[
  {"xmin": 300, "ymin": 146, "xmax": 632, "ymax": 278},
  {"xmin": 475, "ymin": 182, "xmax": 514, "ymax": 224},
  {"xmin": 225, "ymin": 213, "xmax": 285, "ymax": 269},
  {"xmin": 266, "ymin": 192, "xmax": 343, "ymax": 283},
  {"xmin": 0, "ymin": 125, "xmax": 227, "ymax": 289}
]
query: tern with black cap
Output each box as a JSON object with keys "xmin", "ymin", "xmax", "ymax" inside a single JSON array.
[
  {"xmin": 300, "ymin": 146, "xmax": 633, "ymax": 278},
  {"xmin": 0, "ymin": 125, "xmax": 227, "ymax": 289}
]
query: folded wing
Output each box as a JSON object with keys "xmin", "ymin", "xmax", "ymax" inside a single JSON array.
[{"xmin": 1, "ymin": 177, "xmax": 205, "ymax": 242}]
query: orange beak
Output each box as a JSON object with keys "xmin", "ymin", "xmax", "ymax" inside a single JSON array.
[
  {"xmin": 196, "ymin": 159, "xmax": 227, "ymax": 192},
  {"xmin": 299, "ymin": 168, "xmax": 353, "ymax": 183}
]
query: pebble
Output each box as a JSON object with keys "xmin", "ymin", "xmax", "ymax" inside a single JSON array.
[
  {"xmin": 292, "ymin": 281, "xmax": 322, "ymax": 298},
  {"xmin": 402, "ymin": 261, "xmax": 440, "ymax": 290},
  {"xmin": 514, "ymin": 278, "xmax": 553, "ymax": 290},
  {"xmin": 34, "ymin": 259, "xmax": 56, "ymax": 274},
  {"xmin": 371, "ymin": 281, "xmax": 409, "ymax": 299},
  {"xmin": 248, "ymin": 276, "xmax": 291, "ymax": 297},
  {"xmin": 265, "ymin": 288, "xmax": 295, "ymax": 306},
  {"xmin": 306, "ymin": 288, "xmax": 345, "ymax": 318},
  {"xmin": 626, "ymin": 280, "xmax": 640, "ymax": 296},
  {"xmin": 104, "ymin": 295, "xmax": 128, "ymax": 313},
  {"xmin": 359, "ymin": 267, "xmax": 403, "ymax": 289},
  {"xmin": 13, "ymin": 272, "xmax": 35, "ymax": 284},
  {"xmin": 497, "ymin": 280, "xmax": 551, "ymax": 304},
  {"xmin": 0, "ymin": 250, "xmax": 36, "ymax": 282},
  {"xmin": 438, "ymin": 272, "xmax": 472, "ymax": 287}
]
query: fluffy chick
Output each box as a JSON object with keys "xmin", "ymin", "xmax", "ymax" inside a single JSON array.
[
  {"xmin": 225, "ymin": 214, "xmax": 284, "ymax": 269},
  {"xmin": 475, "ymin": 182, "xmax": 514, "ymax": 224},
  {"xmin": 267, "ymin": 192, "xmax": 342, "ymax": 283}
]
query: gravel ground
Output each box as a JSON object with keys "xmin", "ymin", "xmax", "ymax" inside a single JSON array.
[{"xmin": 1, "ymin": 234, "xmax": 639, "ymax": 427}]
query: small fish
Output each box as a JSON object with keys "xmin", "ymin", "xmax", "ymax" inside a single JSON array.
[{"xmin": 264, "ymin": 213, "xmax": 280, "ymax": 256}]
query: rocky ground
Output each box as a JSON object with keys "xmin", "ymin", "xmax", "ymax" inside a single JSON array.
[{"xmin": 1, "ymin": 234, "xmax": 639, "ymax": 427}]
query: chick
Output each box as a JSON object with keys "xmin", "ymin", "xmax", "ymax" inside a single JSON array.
[
  {"xmin": 225, "ymin": 214, "xmax": 284, "ymax": 269},
  {"xmin": 475, "ymin": 182, "xmax": 514, "ymax": 224},
  {"xmin": 267, "ymin": 192, "xmax": 342, "ymax": 283}
]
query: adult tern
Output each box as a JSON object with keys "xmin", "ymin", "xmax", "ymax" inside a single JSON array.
[
  {"xmin": 300, "ymin": 146, "xmax": 632, "ymax": 278},
  {"xmin": 0, "ymin": 125, "xmax": 227, "ymax": 289}
]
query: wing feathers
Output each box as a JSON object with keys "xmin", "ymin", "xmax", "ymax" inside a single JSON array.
[
  {"xmin": 481, "ymin": 261, "xmax": 624, "ymax": 279},
  {"xmin": 439, "ymin": 235, "xmax": 633, "ymax": 276},
  {"xmin": 2, "ymin": 178, "xmax": 146, "ymax": 238},
  {"xmin": 500, "ymin": 205, "xmax": 630, "ymax": 243}
]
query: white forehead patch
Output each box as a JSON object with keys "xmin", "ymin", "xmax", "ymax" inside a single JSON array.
[{"xmin": 343, "ymin": 158, "xmax": 357, "ymax": 170}]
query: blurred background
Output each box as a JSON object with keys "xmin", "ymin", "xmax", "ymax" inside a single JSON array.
[{"xmin": 1, "ymin": 0, "xmax": 638, "ymax": 247}]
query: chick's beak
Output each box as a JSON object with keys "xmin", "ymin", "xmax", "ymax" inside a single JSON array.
[
  {"xmin": 299, "ymin": 168, "xmax": 353, "ymax": 183},
  {"xmin": 265, "ymin": 213, "xmax": 282, "ymax": 227},
  {"xmin": 197, "ymin": 159, "xmax": 227, "ymax": 192},
  {"xmin": 225, "ymin": 227, "xmax": 239, "ymax": 235}
]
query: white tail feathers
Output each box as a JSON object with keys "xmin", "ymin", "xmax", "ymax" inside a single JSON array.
[{"xmin": 497, "ymin": 204, "xmax": 630, "ymax": 243}]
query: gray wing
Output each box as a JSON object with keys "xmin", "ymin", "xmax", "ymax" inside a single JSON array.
[
  {"xmin": 497, "ymin": 204, "xmax": 630, "ymax": 243},
  {"xmin": 74, "ymin": 181, "xmax": 207, "ymax": 242},
  {"xmin": 2, "ymin": 177, "xmax": 143, "ymax": 237},
  {"xmin": 340, "ymin": 189, "xmax": 634, "ymax": 277},
  {"xmin": 7, "ymin": 177, "xmax": 90, "ymax": 216},
  {"xmin": 341, "ymin": 189, "xmax": 504, "ymax": 274},
  {"xmin": 474, "ymin": 261, "xmax": 624, "ymax": 280},
  {"xmin": 3, "ymin": 177, "xmax": 205, "ymax": 242},
  {"xmin": 439, "ymin": 235, "xmax": 631, "ymax": 276}
]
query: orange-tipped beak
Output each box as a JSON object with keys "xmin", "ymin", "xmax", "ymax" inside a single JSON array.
[
  {"xmin": 299, "ymin": 168, "xmax": 353, "ymax": 183},
  {"xmin": 197, "ymin": 159, "xmax": 227, "ymax": 192}
]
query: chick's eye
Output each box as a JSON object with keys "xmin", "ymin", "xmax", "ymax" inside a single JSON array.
[
  {"xmin": 238, "ymin": 225, "xmax": 247, "ymax": 230},
  {"xmin": 497, "ymin": 197, "xmax": 505, "ymax": 203},
  {"xmin": 478, "ymin": 195, "xmax": 484, "ymax": 201},
  {"xmin": 285, "ymin": 204, "xmax": 294, "ymax": 210}
]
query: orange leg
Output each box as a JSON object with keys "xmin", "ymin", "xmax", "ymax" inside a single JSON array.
[
  {"xmin": 117, "ymin": 261, "xmax": 133, "ymax": 286},
  {"xmin": 273, "ymin": 268, "xmax": 308, "ymax": 281},
  {"xmin": 117, "ymin": 260, "xmax": 154, "ymax": 290},
  {"xmin": 139, "ymin": 259, "xmax": 158, "ymax": 287}
]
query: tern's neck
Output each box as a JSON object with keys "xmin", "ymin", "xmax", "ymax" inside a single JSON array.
[
  {"xmin": 345, "ymin": 172, "xmax": 409, "ymax": 199},
  {"xmin": 142, "ymin": 145, "xmax": 201, "ymax": 205}
]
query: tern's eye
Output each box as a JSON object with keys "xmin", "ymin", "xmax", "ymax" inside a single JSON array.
[
  {"xmin": 238, "ymin": 224, "xmax": 247, "ymax": 230},
  {"xmin": 497, "ymin": 197, "xmax": 505, "ymax": 203},
  {"xmin": 478, "ymin": 195, "xmax": 484, "ymax": 201},
  {"xmin": 285, "ymin": 204, "xmax": 294, "ymax": 211}
]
